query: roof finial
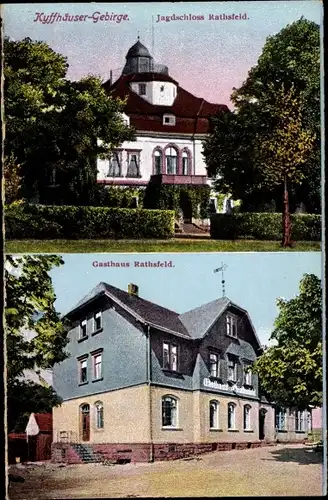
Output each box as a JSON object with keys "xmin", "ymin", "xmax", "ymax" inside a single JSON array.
[
  {"xmin": 213, "ymin": 262, "xmax": 228, "ymax": 298},
  {"xmin": 137, "ymin": 31, "xmax": 140, "ymax": 41}
]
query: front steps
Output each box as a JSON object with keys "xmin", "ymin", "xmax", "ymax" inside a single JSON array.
[{"xmin": 71, "ymin": 443, "xmax": 104, "ymax": 463}]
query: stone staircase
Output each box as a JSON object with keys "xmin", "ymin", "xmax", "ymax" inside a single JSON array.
[{"xmin": 71, "ymin": 443, "xmax": 104, "ymax": 463}]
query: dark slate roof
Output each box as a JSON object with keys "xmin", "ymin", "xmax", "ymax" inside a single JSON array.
[
  {"xmin": 179, "ymin": 297, "xmax": 230, "ymax": 338},
  {"xmin": 126, "ymin": 40, "xmax": 151, "ymax": 58}
]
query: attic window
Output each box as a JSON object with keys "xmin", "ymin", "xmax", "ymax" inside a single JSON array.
[
  {"xmin": 163, "ymin": 114, "xmax": 176, "ymax": 126},
  {"xmin": 138, "ymin": 83, "xmax": 146, "ymax": 96},
  {"xmin": 226, "ymin": 315, "xmax": 237, "ymax": 338}
]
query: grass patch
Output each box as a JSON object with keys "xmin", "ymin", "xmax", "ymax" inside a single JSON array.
[{"xmin": 5, "ymin": 239, "xmax": 321, "ymax": 254}]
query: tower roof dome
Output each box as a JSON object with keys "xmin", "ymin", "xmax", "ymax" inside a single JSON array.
[{"xmin": 126, "ymin": 39, "xmax": 151, "ymax": 58}]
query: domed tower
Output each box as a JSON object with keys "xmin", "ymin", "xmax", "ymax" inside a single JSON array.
[{"xmin": 122, "ymin": 37, "xmax": 154, "ymax": 75}]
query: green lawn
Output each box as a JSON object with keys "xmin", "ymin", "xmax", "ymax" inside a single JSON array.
[{"xmin": 5, "ymin": 239, "xmax": 321, "ymax": 253}]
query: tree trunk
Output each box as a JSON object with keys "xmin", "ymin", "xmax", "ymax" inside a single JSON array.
[{"xmin": 282, "ymin": 175, "xmax": 292, "ymax": 247}]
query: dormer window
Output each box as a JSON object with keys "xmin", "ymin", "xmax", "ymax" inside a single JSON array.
[
  {"xmin": 138, "ymin": 83, "xmax": 146, "ymax": 96},
  {"xmin": 163, "ymin": 114, "xmax": 176, "ymax": 126},
  {"xmin": 226, "ymin": 314, "xmax": 237, "ymax": 338}
]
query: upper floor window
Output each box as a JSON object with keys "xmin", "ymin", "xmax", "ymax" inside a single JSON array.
[
  {"xmin": 139, "ymin": 59, "xmax": 150, "ymax": 72},
  {"xmin": 126, "ymin": 152, "xmax": 140, "ymax": 178},
  {"xmin": 92, "ymin": 351, "xmax": 102, "ymax": 380},
  {"xmin": 295, "ymin": 410, "xmax": 306, "ymax": 432},
  {"xmin": 226, "ymin": 314, "xmax": 237, "ymax": 338},
  {"xmin": 227, "ymin": 355, "xmax": 237, "ymax": 382},
  {"xmin": 163, "ymin": 341, "xmax": 178, "ymax": 371},
  {"xmin": 154, "ymin": 149, "xmax": 162, "ymax": 175},
  {"xmin": 163, "ymin": 114, "xmax": 176, "ymax": 126},
  {"xmin": 209, "ymin": 352, "xmax": 219, "ymax": 378},
  {"xmin": 228, "ymin": 402, "xmax": 236, "ymax": 430},
  {"xmin": 107, "ymin": 151, "xmax": 121, "ymax": 177},
  {"xmin": 162, "ymin": 396, "xmax": 178, "ymax": 427},
  {"xmin": 243, "ymin": 405, "xmax": 251, "ymax": 430},
  {"xmin": 182, "ymin": 151, "xmax": 189, "ymax": 175},
  {"xmin": 165, "ymin": 147, "xmax": 177, "ymax": 175},
  {"xmin": 209, "ymin": 400, "xmax": 219, "ymax": 429},
  {"xmin": 243, "ymin": 364, "xmax": 252, "ymax": 386},
  {"xmin": 275, "ymin": 408, "xmax": 286, "ymax": 431},
  {"xmin": 79, "ymin": 357, "xmax": 88, "ymax": 384},
  {"xmin": 95, "ymin": 401, "xmax": 104, "ymax": 429},
  {"xmin": 93, "ymin": 311, "xmax": 102, "ymax": 332},
  {"xmin": 138, "ymin": 83, "xmax": 146, "ymax": 95},
  {"xmin": 80, "ymin": 319, "xmax": 87, "ymax": 339}
]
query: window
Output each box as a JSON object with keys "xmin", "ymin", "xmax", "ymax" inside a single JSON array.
[
  {"xmin": 139, "ymin": 59, "xmax": 149, "ymax": 72},
  {"xmin": 244, "ymin": 405, "xmax": 251, "ymax": 430},
  {"xmin": 94, "ymin": 311, "xmax": 102, "ymax": 332},
  {"xmin": 126, "ymin": 152, "xmax": 140, "ymax": 178},
  {"xmin": 210, "ymin": 400, "xmax": 219, "ymax": 429},
  {"xmin": 244, "ymin": 365, "xmax": 252, "ymax": 386},
  {"xmin": 182, "ymin": 151, "xmax": 189, "ymax": 175},
  {"xmin": 154, "ymin": 150, "xmax": 162, "ymax": 175},
  {"xmin": 107, "ymin": 151, "xmax": 121, "ymax": 177},
  {"xmin": 163, "ymin": 342, "xmax": 178, "ymax": 371},
  {"xmin": 226, "ymin": 315, "xmax": 237, "ymax": 338},
  {"xmin": 275, "ymin": 408, "xmax": 286, "ymax": 431},
  {"xmin": 160, "ymin": 85, "xmax": 165, "ymax": 92},
  {"xmin": 95, "ymin": 401, "xmax": 104, "ymax": 429},
  {"xmin": 80, "ymin": 319, "xmax": 87, "ymax": 339},
  {"xmin": 162, "ymin": 396, "xmax": 178, "ymax": 427},
  {"xmin": 93, "ymin": 352, "xmax": 102, "ymax": 380},
  {"xmin": 227, "ymin": 356, "xmax": 237, "ymax": 382},
  {"xmin": 138, "ymin": 83, "xmax": 146, "ymax": 95},
  {"xmin": 228, "ymin": 403, "xmax": 236, "ymax": 429},
  {"xmin": 79, "ymin": 358, "xmax": 88, "ymax": 384},
  {"xmin": 209, "ymin": 353, "xmax": 219, "ymax": 378},
  {"xmin": 295, "ymin": 410, "xmax": 305, "ymax": 432},
  {"xmin": 165, "ymin": 147, "xmax": 177, "ymax": 175},
  {"xmin": 163, "ymin": 115, "xmax": 176, "ymax": 126}
]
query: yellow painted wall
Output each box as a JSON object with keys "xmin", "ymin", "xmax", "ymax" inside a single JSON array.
[{"xmin": 53, "ymin": 384, "xmax": 150, "ymax": 443}]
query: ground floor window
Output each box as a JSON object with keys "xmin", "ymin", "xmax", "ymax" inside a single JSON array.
[
  {"xmin": 95, "ymin": 401, "xmax": 104, "ymax": 429},
  {"xmin": 228, "ymin": 402, "xmax": 236, "ymax": 429},
  {"xmin": 165, "ymin": 147, "xmax": 177, "ymax": 175},
  {"xmin": 126, "ymin": 152, "xmax": 140, "ymax": 178},
  {"xmin": 243, "ymin": 405, "xmax": 251, "ymax": 430},
  {"xmin": 295, "ymin": 410, "xmax": 306, "ymax": 432},
  {"xmin": 162, "ymin": 396, "xmax": 178, "ymax": 427},
  {"xmin": 210, "ymin": 400, "xmax": 219, "ymax": 429},
  {"xmin": 275, "ymin": 408, "xmax": 286, "ymax": 431},
  {"xmin": 107, "ymin": 151, "xmax": 121, "ymax": 177}
]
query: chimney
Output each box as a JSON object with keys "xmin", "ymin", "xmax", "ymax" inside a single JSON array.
[{"xmin": 128, "ymin": 283, "xmax": 139, "ymax": 296}]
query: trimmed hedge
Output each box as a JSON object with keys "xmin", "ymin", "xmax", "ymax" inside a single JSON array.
[
  {"xmin": 5, "ymin": 204, "xmax": 175, "ymax": 240},
  {"xmin": 210, "ymin": 213, "xmax": 321, "ymax": 241}
]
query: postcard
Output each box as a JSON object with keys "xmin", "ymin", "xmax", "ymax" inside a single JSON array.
[{"xmin": 1, "ymin": 1, "xmax": 324, "ymax": 253}]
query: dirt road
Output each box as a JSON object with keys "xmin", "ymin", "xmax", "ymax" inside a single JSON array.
[{"xmin": 8, "ymin": 444, "xmax": 323, "ymax": 499}]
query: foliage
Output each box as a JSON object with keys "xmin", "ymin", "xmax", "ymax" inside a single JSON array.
[
  {"xmin": 4, "ymin": 37, "xmax": 135, "ymax": 204},
  {"xmin": 96, "ymin": 186, "xmax": 145, "ymax": 208},
  {"xmin": 210, "ymin": 213, "xmax": 321, "ymax": 241},
  {"xmin": 5, "ymin": 203, "xmax": 176, "ymax": 239},
  {"xmin": 253, "ymin": 274, "xmax": 322, "ymax": 409},
  {"xmin": 143, "ymin": 183, "xmax": 211, "ymax": 218},
  {"xmin": 8, "ymin": 381, "xmax": 62, "ymax": 433},
  {"xmin": 4, "ymin": 154, "xmax": 23, "ymax": 204},
  {"xmin": 5, "ymin": 254, "xmax": 68, "ymax": 430},
  {"xmin": 203, "ymin": 18, "xmax": 321, "ymax": 213}
]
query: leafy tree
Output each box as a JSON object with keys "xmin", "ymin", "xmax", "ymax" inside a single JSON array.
[
  {"xmin": 4, "ymin": 154, "xmax": 23, "ymax": 204},
  {"xmin": 204, "ymin": 18, "xmax": 321, "ymax": 214},
  {"xmin": 4, "ymin": 37, "xmax": 135, "ymax": 204},
  {"xmin": 252, "ymin": 274, "xmax": 322, "ymax": 410},
  {"xmin": 5, "ymin": 255, "xmax": 69, "ymax": 429}
]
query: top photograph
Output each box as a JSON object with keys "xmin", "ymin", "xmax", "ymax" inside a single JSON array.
[{"xmin": 2, "ymin": 1, "xmax": 324, "ymax": 254}]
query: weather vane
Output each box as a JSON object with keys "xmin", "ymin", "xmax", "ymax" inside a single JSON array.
[{"xmin": 214, "ymin": 262, "xmax": 228, "ymax": 297}]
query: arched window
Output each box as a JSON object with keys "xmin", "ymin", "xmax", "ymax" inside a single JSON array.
[
  {"xmin": 209, "ymin": 400, "xmax": 219, "ymax": 429},
  {"xmin": 228, "ymin": 402, "xmax": 236, "ymax": 430},
  {"xmin": 182, "ymin": 151, "xmax": 190, "ymax": 175},
  {"xmin": 162, "ymin": 395, "xmax": 178, "ymax": 427},
  {"xmin": 80, "ymin": 404, "xmax": 90, "ymax": 441},
  {"xmin": 95, "ymin": 401, "xmax": 104, "ymax": 429},
  {"xmin": 153, "ymin": 149, "xmax": 162, "ymax": 175},
  {"xmin": 165, "ymin": 147, "xmax": 178, "ymax": 175},
  {"xmin": 243, "ymin": 405, "xmax": 251, "ymax": 430}
]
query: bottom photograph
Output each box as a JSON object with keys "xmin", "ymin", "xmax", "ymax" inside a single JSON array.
[{"xmin": 6, "ymin": 252, "xmax": 324, "ymax": 498}]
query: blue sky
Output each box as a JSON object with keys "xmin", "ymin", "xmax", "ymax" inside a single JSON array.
[
  {"xmin": 3, "ymin": 1, "xmax": 323, "ymax": 106},
  {"xmin": 48, "ymin": 252, "xmax": 322, "ymax": 346}
]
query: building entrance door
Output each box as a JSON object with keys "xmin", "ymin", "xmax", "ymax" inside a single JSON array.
[
  {"xmin": 81, "ymin": 404, "xmax": 90, "ymax": 441},
  {"xmin": 259, "ymin": 409, "xmax": 267, "ymax": 440}
]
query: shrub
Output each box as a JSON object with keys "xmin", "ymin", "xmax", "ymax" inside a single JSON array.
[
  {"xmin": 5, "ymin": 204, "xmax": 175, "ymax": 240},
  {"xmin": 210, "ymin": 213, "xmax": 321, "ymax": 241}
]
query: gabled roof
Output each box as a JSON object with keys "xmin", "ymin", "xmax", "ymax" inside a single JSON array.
[
  {"xmin": 34, "ymin": 413, "xmax": 52, "ymax": 432},
  {"xmin": 179, "ymin": 297, "xmax": 230, "ymax": 339}
]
